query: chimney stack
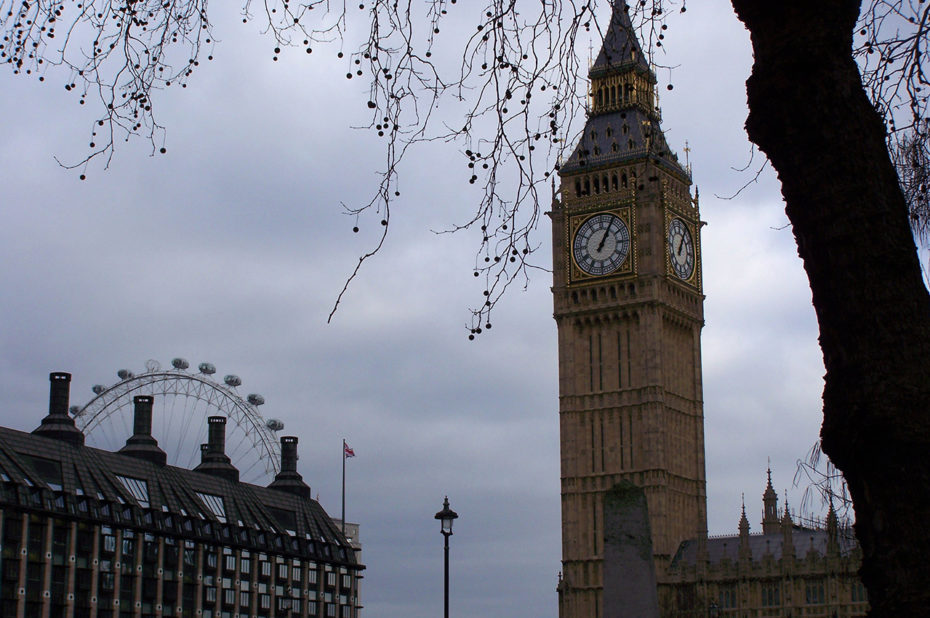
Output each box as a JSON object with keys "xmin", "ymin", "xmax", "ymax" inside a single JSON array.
[
  {"xmin": 49, "ymin": 371, "xmax": 70, "ymax": 416},
  {"xmin": 133, "ymin": 395, "xmax": 154, "ymax": 436},
  {"xmin": 118, "ymin": 395, "xmax": 167, "ymax": 466},
  {"xmin": 207, "ymin": 416, "xmax": 226, "ymax": 455},
  {"xmin": 193, "ymin": 416, "xmax": 239, "ymax": 482},
  {"xmin": 280, "ymin": 436, "xmax": 298, "ymax": 472},
  {"xmin": 32, "ymin": 372, "xmax": 85, "ymax": 445},
  {"xmin": 268, "ymin": 436, "xmax": 310, "ymax": 498}
]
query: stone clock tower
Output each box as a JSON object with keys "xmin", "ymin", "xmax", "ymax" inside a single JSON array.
[{"xmin": 551, "ymin": 4, "xmax": 707, "ymax": 616}]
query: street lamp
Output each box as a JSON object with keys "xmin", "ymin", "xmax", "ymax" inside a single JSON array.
[{"xmin": 435, "ymin": 496, "xmax": 459, "ymax": 618}]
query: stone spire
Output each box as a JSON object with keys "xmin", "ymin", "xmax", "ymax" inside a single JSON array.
[
  {"xmin": 739, "ymin": 497, "xmax": 751, "ymax": 537},
  {"xmin": 761, "ymin": 466, "xmax": 780, "ymax": 534},
  {"xmin": 826, "ymin": 501, "xmax": 840, "ymax": 557},
  {"xmin": 781, "ymin": 496, "xmax": 796, "ymax": 560},
  {"xmin": 738, "ymin": 496, "xmax": 752, "ymax": 562}
]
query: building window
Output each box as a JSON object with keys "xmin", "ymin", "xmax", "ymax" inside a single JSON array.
[
  {"xmin": 196, "ymin": 492, "xmax": 227, "ymax": 523},
  {"xmin": 115, "ymin": 476, "xmax": 150, "ymax": 508},
  {"xmin": 761, "ymin": 582, "xmax": 780, "ymax": 607},
  {"xmin": 805, "ymin": 579, "xmax": 825, "ymax": 605},
  {"xmin": 852, "ymin": 581, "xmax": 868, "ymax": 603},
  {"xmin": 719, "ymin": 584, "xmax": 737, "ymax": 609}
]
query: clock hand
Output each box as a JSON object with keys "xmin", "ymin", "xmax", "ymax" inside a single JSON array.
[
  {"xmin": 596, "ymin": 229, "xmax": 609, "ymax": 252},
  {"xmin": 677, "ymin": 236, "xmax": 684, "ymax": 254}
]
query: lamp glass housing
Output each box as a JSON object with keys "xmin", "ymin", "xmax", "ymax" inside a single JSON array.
[{"xmin": 435, "ymin": 496, "xmax": 458, "ymax": 537}]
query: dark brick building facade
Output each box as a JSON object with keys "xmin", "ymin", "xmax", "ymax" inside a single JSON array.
[{"xmin": 0, "ymin": 372, "xmax": 363, "ymax": 618}]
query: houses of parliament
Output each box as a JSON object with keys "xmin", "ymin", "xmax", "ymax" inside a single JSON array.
[{"xmin": 551, "ymin": 3, "xmax": 867, "ymax": 616}]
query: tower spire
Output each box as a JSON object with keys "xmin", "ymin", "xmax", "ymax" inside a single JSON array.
[
  {"xmin": 762, "ymin": 465, "xmax": 780, "ymax": 534},
  {"xmin": 560, "ymin": 1, "xmax": 687, "ymax": 179},
  {"xmin": 591, "ymin": 2, "xmax": 651, "ymax": 75}
]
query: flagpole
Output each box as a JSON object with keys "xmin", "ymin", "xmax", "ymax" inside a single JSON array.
[{"xmin": 342, "ymin": 438, "xmax": 346, "ymax": 536}]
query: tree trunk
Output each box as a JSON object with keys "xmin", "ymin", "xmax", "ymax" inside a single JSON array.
[{"xmin": 730, "ymin": 1, "xmax": 930, "ymax": 614}]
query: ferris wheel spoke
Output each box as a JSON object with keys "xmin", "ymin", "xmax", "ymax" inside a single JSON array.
[{"xmin": 73, "ymin": 362, "xmax": 282, "ymax": 484}]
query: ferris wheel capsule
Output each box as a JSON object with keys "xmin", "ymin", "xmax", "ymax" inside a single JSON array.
[
  {"xmin": 198, "ymin": 363, "xmax": 216, "ymax": 375},
  {"xmin": 172, "ymin": 358, "xmax": 190, "ymax": 370},
  {"xmin": 76, "ymin": 361, "xmax": 282, "ymax": 483},
  {"xmin": 266, "ymin": 419, "xmax": 284, "ymax": 431},
  {"xmin": 117, "ymin": 369, "xmax": 134, "ymax": 380}
]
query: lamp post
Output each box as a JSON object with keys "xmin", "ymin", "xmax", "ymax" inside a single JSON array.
[{"xmin": 435, "ymin": 496, "xmax": 458, "ymax": 618}]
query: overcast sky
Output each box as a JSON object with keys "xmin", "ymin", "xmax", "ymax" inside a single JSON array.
[{"xmin": 0, "ymin": 1, "xmax": 854, "ymax": 616}]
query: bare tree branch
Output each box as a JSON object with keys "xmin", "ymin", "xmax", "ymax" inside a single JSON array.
[{"xmin": 1, "ymin": 0, "xmax": 686, "ymax": 337}]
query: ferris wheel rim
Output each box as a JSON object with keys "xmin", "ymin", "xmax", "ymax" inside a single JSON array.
[{"xmin": 74, "ymin": 365, "xmax": 281, "ymax": 478}]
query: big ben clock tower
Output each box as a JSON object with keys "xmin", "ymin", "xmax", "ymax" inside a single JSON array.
[{"xmin": 552, "ymin": 4, "xmax": 707, "ymax": 616}]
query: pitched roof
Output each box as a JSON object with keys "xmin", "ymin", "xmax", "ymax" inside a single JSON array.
[
  {"xmin": 590, "ymin": 2, "xmax": 651, "ymax": 77},
  {"xmin": 669, "ymin": 529, "xmax": 860, "ymax": 570},
  {"xmin": 559, "ymin": 3, "xmax": 687, "ymax": 178},
  {"xmin": 560, "ymin": 111, "xmax": 685, "ymax": 176},
  {"xmin": 0, "ymin": 425, "xmax": 360, "ymax": 569}
]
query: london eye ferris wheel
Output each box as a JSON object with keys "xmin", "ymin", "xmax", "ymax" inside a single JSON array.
[{"xmin": 72, "ymin": 358, "xmax": 284, "ymax": 485}]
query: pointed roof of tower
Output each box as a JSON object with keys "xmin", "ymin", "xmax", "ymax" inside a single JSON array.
[
  {"xmin": 763, "ymin": 467, "xmax": 778, "ymax": 502},
  {"xmin": 782, "ymin": 494, "xmax": 793, "ymax": 525},
  {"xmin": 591, "ymin": 2, "xmax": 651, "ymax": 77},
  {"xmin": 761, "ymin": 465, "xmax": 781, "ymax": 534},
  {"xmin": 739, "ymin": 498, "xmax": 750, "ymax": 535},
  {"xmin": 559, "ymin": 2, "xmax": 687, "ymax": 179},
  {"xmin": 826, "ymin": 501, "xmax": 838, "ymax": 532}
]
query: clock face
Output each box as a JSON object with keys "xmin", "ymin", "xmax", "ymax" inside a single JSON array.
[
  {"xmin": 573, "ymin": 213, "xmax": 630, "ymax": 276},
  {"xmin": 667, "ymin": 217, "xmax": 695, "ymax": 280}
]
